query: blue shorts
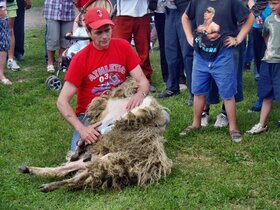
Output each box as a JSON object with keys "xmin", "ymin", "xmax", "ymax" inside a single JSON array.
[
  {"xmin": 0, "ymin": 18, "xmax": 10, "ymax": 52},
  {"xmin": 70, "ymin": 113, "xmax": 90, "ymax": 151},
  {"xmin": 258, "ymin": 61, "xmax": 280, "ymax": 102},
  {"xmin": 192, "ymin": 48, "xmax": 237, "ymax": 100}
]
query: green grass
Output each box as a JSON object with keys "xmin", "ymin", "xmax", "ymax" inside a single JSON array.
[
  {"xmin": 0, "ymin": 27, "xmax": 280, "ymax": 209},
  {"xmin": 31, "ymin": 0, "xmax": 44, "ymax": 8}
]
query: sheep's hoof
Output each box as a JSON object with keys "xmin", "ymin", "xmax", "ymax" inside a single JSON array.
[
  {"xmin": 39, "ymin": 185, "xmax": 50, "ymax": 193},
  {"xmin": 18, "ymin": 166, "xmax": 30, "ymax": 174}
]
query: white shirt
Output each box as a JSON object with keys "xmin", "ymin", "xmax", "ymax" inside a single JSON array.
[{"xmin": 116, "ymin": 0, "xmax": 149, "ymax": 17}]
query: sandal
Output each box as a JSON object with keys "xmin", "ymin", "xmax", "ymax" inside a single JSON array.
[
  {"xmin": 230, "ymin": 129, "xmax": 242, "ymax": 143},
  {"xmin": 0, "ymin": 78, "xmax": 12, "ymax": 85},
  {"xmin": 47, "ymin": 65, "xmax": 55, "ymax": 74},
  {"xmin": 179, "ymin": 126, "xmax": 199, "ymax": 136}
]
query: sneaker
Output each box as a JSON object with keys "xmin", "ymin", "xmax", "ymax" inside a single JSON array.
[
  {"xmin": 47, "ymin": 65, "xmax": 55, "ymax": 74},
  {"xmin": 157, "ymin": 90, "xmax": 179, "ymax": 98},
  {"xmin": 186, "ymin": 95, "xmax": 193, "ymax": 106},
  {"xmin": 248, "ymin": 100, "xmax": 262, "ymax": 113},
  {"xmin": 201, "ymin": 112, "xmax": 209, "ymax": 127},
  {"xmin": 150, "ymin": 85, "xmax": 157, "ymax": 93},
  {"xmin": 246, "ymin": 123, "xmax": 268, "ymax": 135},
  {"xmin": 7, "ymin": 59, "xmax": 20, "ymax": 71},
  {"xmin": 214, "ymin": 113, "xmax": 228, "ymax": 128},
  {"xmin": 179, "ymin": 84, "xmax": 188, "ymax": 91}
]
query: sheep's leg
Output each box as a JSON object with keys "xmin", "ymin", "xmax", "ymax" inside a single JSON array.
[
  {"xmin": 39, "ymin": 169, "xmax": 91, "ymax": 192},
  {"xmin": 19, "ymin": 159, "xmax": 87, "ymax": 178}
]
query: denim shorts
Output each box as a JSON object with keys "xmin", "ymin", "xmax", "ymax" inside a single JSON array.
[
  {"xmin": 192, "ymin": 48, "xmax": 237, "ymax": 100},
  {"xmin": 70, "ymin": 113, "xmax": 90, "ymax": 151},
  {"xmin": 0, "ymin": 18, "xmax": 10, "ymax": 52},
  {"xmin": 258, "ymin": 61, "xmax": 280, "ymax": 102}
]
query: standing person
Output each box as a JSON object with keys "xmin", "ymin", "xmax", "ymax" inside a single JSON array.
[
  {"xmin": 247, "ymin": 2, "xmax": 271, "ymax": 113},
  {"xmin": 0, "ymin": 0, "xmax": 12, "ymax": 85},
  {"xmin": 56, "ymin": 7, "xmax": 150, "ymax": 157},
  {"xmin": 181, "ymin": 0, "xmax": 254, "ymax": 142},
  {"xmin": 247, "ymin": 0, "xmax": 280, "ymax": 134},
  {"xmin": 157, "ymin": 0, "xmax": 194, "ymax": 107},
  {"xmin": 6, "ymin": 0, "xmax": 20, "ymax": 71},
  {"xmin": 150, "ymin": 0, "xmax": 186, "ymax": 89},
  {"xmin": 43, "ymin": 0, "xmax": 75, "ymax": 73},
  {"xmin": 14, "ymin": 0, "xmax": 31, "ymax": 61},
  {"xmin": 112, "ymin": 0, "xmax": 155, "ymax": 92}
]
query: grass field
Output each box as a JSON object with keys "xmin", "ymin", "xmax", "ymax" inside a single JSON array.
[{"xmin": 0, "ymin": 3, "xmax": 280, "ymax": 209}]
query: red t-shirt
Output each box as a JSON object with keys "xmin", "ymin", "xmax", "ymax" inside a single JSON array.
[{"xmin": 65, "ymin": 38, "xmax": 141, "ymax": 114}]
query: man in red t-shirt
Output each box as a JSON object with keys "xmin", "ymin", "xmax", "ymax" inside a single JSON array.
[{"xmin": 57, "ymin": 7, "xmax": 150, "ymax": 155}]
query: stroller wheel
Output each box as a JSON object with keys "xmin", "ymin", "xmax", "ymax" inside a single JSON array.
[
  {"xmin": 47, "ymin": 76, "xmax": 62, "ymax": 91},
  {"xmin": 45, "ymin": 75, "xmax": 57, "ymax": 85}
]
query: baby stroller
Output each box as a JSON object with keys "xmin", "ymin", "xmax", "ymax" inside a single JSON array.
[{"xmin": 45, "ymin": 0, "xmax": 113, "ymax": 91}]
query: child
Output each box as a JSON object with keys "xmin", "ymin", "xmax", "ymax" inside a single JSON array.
[
  {"xmin": 6, "ymin": 0, "xmax": 20, "ymax": 71},
  {"xmin": 0, "ymin": 0, "xmax": 12, "ymax": 85},
  {"xmin": 247, "ymin": 0, "xmax": 280, "ymax": 134},
  {"xmin": 181, "ymin": 0, "xmax": 254, "ymax": 142}
]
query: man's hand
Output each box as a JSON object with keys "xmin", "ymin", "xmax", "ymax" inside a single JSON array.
[
  {"xmin": 224, "ymin": 36, "xmax": 238, "ymax": 48},
  {"xmin": 0, "ymin": 8, "xmax": 6, "ymax": 18},
  {"xmin": 248, "ymin": 0, "xmax": 255, "ymax": 9},
  {"xmin": 25, "ymin": 0, "xmax": 31, "ymax": 10},
  {"xmin": 79, "ymin": 122, "xmax": 101, "ymax": 145},
  {"xmin": 126, "ymin": 92, "xmax": 145, "ymax": 111}
]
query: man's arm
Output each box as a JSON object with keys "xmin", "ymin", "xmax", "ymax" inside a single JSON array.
[
  {"xmin": 126, "ymin": 64, "xmax": 150, "ymax": 110},
  {"xmin": 224, "ymin": 13, "xmax": 255, "ymax": 47},
  {"xmin": 57, "ymin": 81, "xmax": 100, "ymax": 145},
  {"xmin": 182, "ymin": 13, "xmax": 194, "ymax": 47}
]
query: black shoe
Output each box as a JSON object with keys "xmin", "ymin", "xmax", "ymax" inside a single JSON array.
[
  {"xmin": 15, "ymin": 54, "xmax": 24, "ymax": 61},
  {"xmin": 186, "ymin": 95, "xmax": 194, "ymax": 106},
  {"xmin": 157, "ymin": 90, "xmax": 179, "ymax": 98},
  {"xmin": 274, "ymin": 120, "xmax": 280, "ymax": 127},
  {"xmin": 244, "ymin": 63, "xmax": 251, "ymax": 70}
]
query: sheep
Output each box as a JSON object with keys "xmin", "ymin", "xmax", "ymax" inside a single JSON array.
[{"xmin": 19, "ymin": 78, "xmax": 172, "ymax": 192}]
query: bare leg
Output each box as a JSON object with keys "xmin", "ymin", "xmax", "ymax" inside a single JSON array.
[
  {"xmin": 8, "ymin": 18, "xmax": 15, "ymax": 60},
  {"xmin": 0, "ymin": 52, "xmax": 8, "ymax": 80},
  {"xmin": 47, "ymin": 50, "xmax": 55, "ymax": 66},
  {"xmin": 259, "ymin": 98, "xmax": 273, "ymax": 126},
  {"xmin": 19, "ymin": 159, "xmax": 87, "ymax": 178},
  {"xmin": 224, "ymin": 97, "xmax": 238, "ymax": 131},
  {"xmin": 192, "ymin": 94, "xmax": 205, "ymax": 128}
]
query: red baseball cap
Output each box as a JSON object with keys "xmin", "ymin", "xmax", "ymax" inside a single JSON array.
[{"xmin": 85, "ymin": 7, "xmax": 114, "ymax": 30}]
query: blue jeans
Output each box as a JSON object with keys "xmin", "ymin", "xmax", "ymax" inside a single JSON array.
[
  {"xmin": 70, "ymin": 113, "xmax": 90, "ymax": 151},
  {"xmin": 164, "ymin": 9, "xmax": 193, "ymax": 94},
  {"xmin": 243, "ymin": 29, "xmax": 254, "ymax": 66}
]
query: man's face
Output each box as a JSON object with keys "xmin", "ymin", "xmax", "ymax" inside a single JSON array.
[
  {"xmin": 88, "ymin": 25, "xmax": 112, "ymax": 50},
  {"xmin": 269, "ymin": 0, "xmax": 280, "ymax": 15}
]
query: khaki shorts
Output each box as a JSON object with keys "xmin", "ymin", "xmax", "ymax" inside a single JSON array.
[
  {"xmin": 7, "ymin": 1, "xmax": 18, "ymax": 18},
  {"xmin": 46, "ymin": 19, "xmax": 74, "ymax": 51}
]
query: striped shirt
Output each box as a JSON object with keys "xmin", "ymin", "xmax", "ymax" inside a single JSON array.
[{"xmin": 43, "ymin": 0, "xmax": 75, "ymax": 21}]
